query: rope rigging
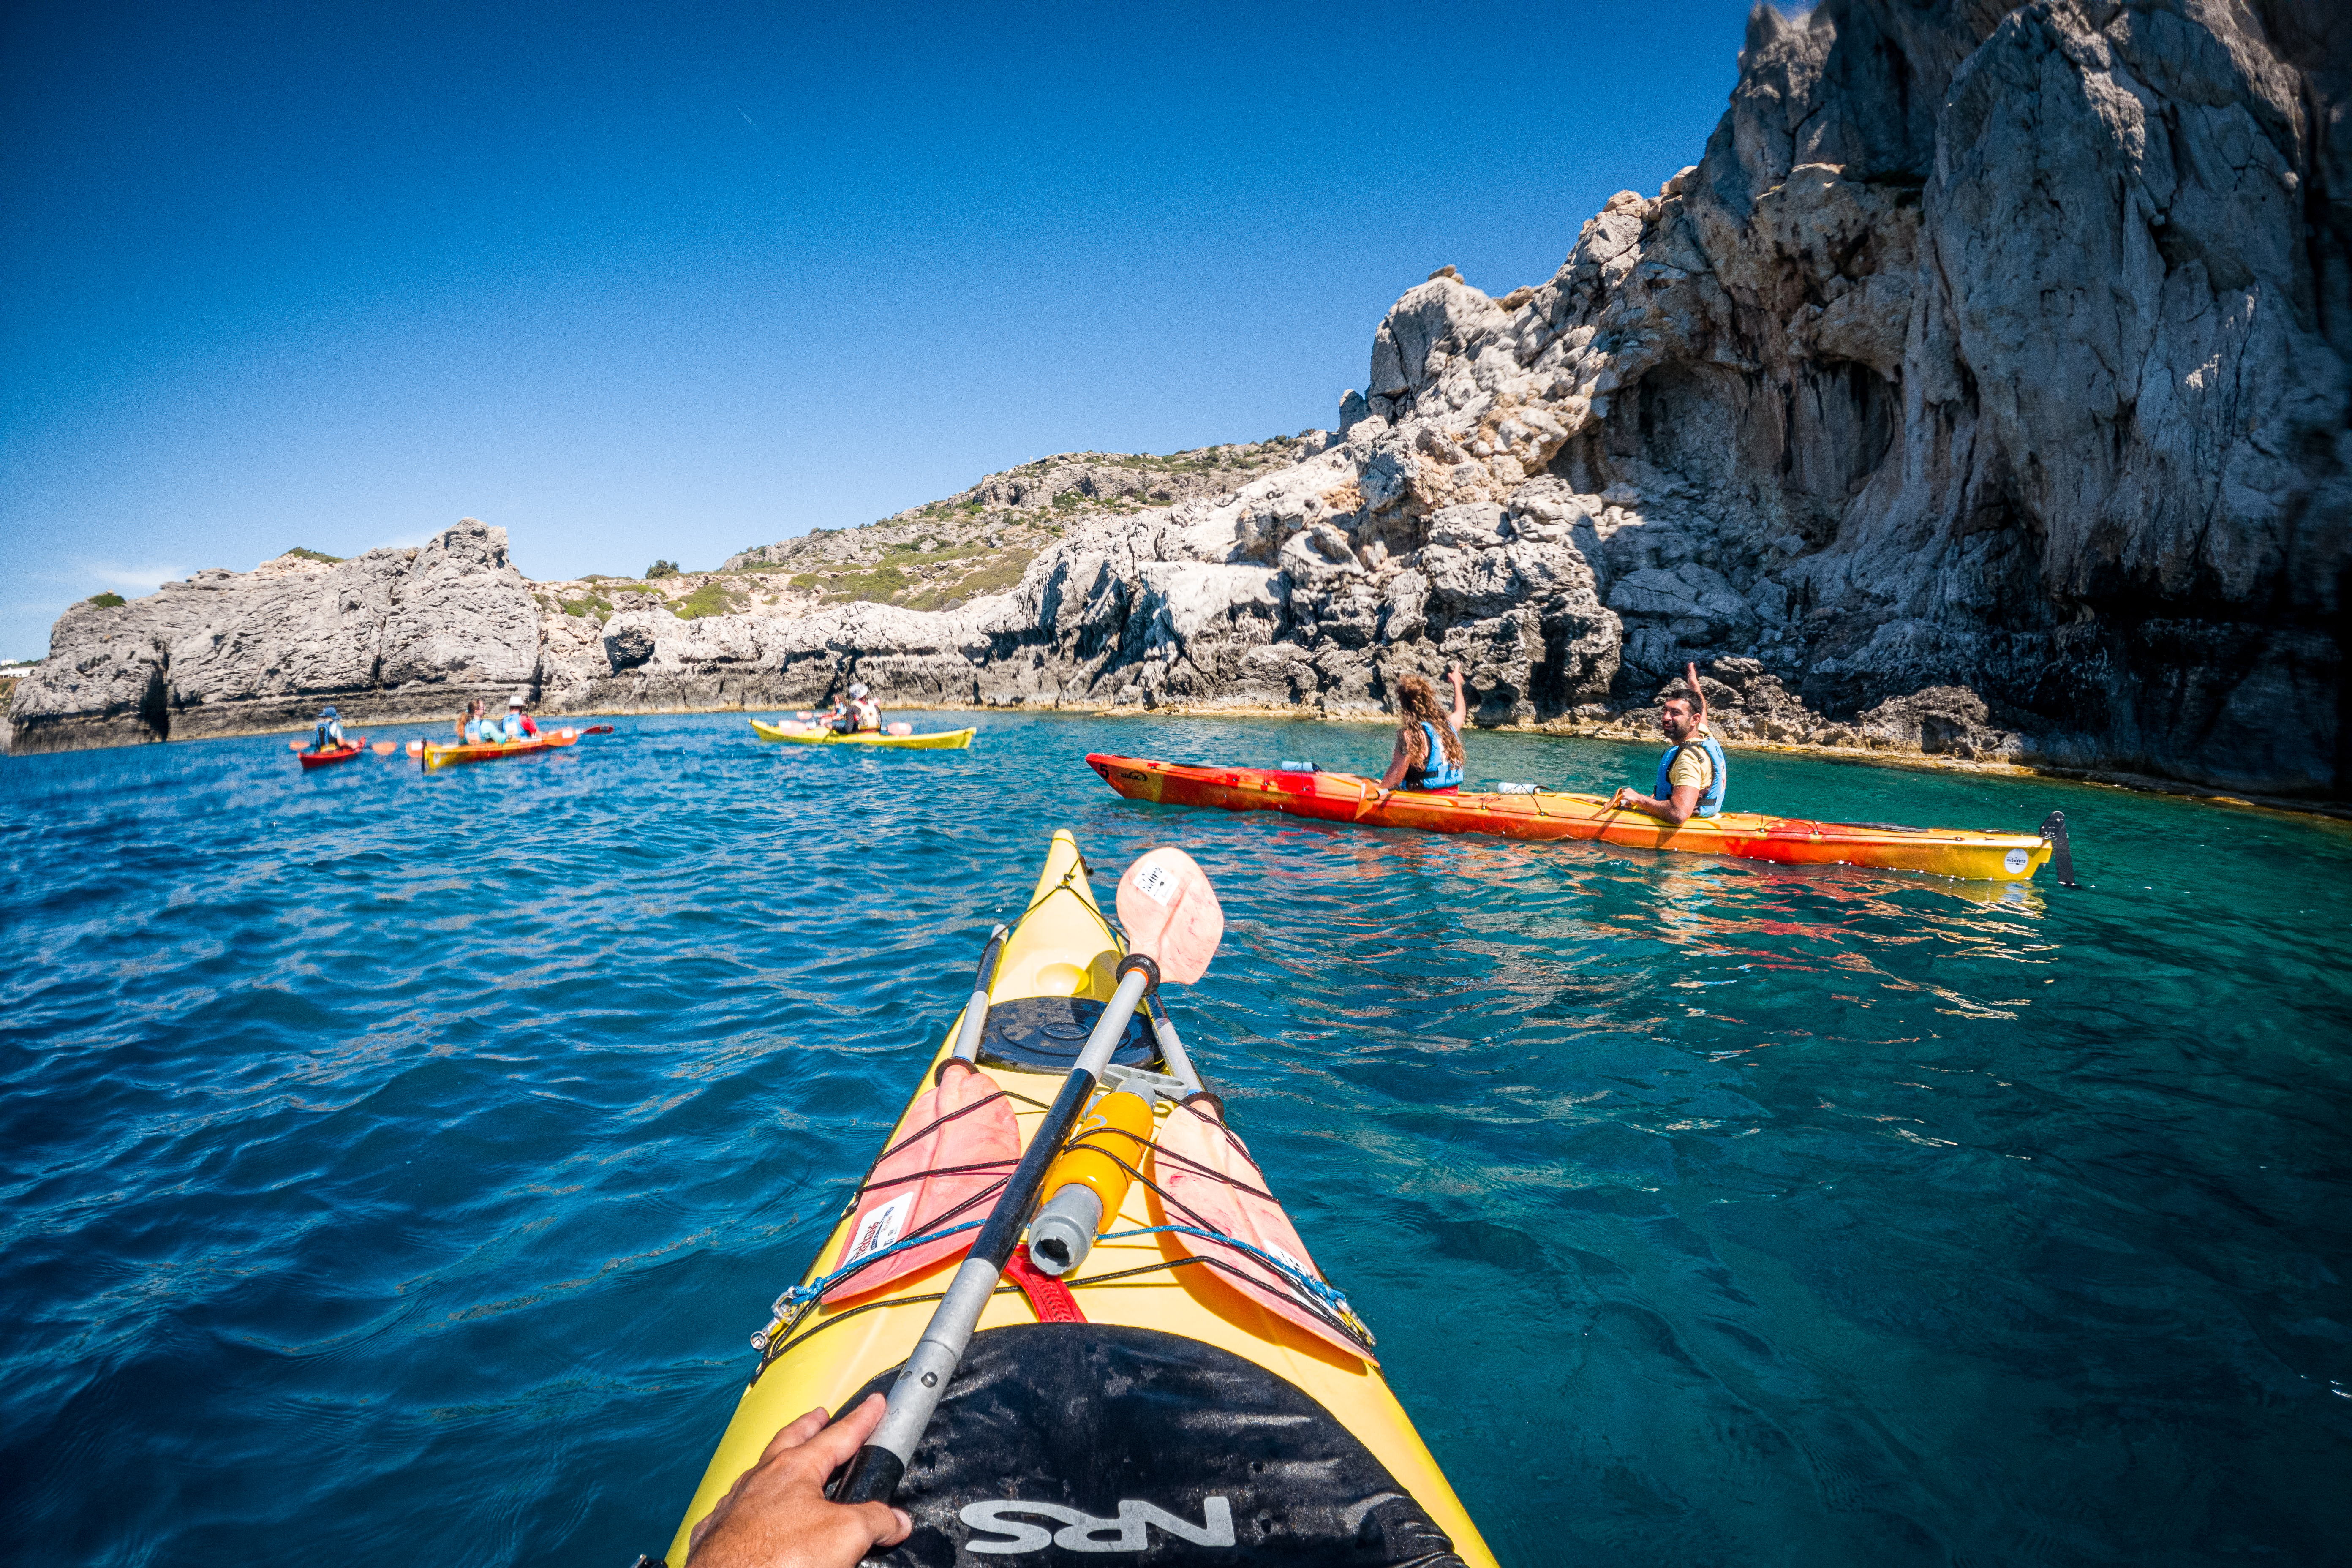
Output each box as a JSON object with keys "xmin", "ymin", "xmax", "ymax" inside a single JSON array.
[
  {"xmin": 750, "ymin": 1086, "xmax": 1375, "ymax": 1368},
  {"xmin": 748, "ymin": 886, "xmax": 1377, "ymax": 1380}
]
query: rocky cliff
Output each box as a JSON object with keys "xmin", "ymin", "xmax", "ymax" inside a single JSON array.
[{"xmin": 13, "ymin": 0, "xmax": 2347, "ymax": 796}]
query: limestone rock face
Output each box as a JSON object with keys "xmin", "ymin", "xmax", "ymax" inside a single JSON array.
[
  {"xmin": 1300, "ymin": 0, "xmax": 2350, "ymax": 795},
  {"xmin": 12, "ymin": 1, "xmax": 2346, "ymax": 796},
  {"xmin": 8, "ymin": 521, "xmax": 540, "ymax": 752}
]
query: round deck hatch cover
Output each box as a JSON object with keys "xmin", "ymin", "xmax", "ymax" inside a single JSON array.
[{"xmin": 977, "ymin": 996, "xmax": 1157, "ymax": 1072}]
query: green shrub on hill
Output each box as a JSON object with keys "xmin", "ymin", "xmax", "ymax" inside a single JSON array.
[
  {"xmin": 674, "ymin": 582, "xmax": 749, "ymax": 620},
  {"xmin": 281, "ymin": 547, "xmax": 344, "ymax": 564},
  {"xmin": 87, "ymin": 592, "xmax": 126, "ymax": 608}
]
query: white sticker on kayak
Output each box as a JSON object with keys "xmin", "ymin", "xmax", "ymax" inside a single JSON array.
[
  {"xmin": 1255, "ymin": 1239, "xmax": 1312, "ymax": 1281},
  {"xmin": 2004, "ymin": 848, "xmax": 2029, "ymax": 874},
  {"xmin": 962, "ymin": 1496, "xmax": 1234, "ymax": 1553},
  {"xmin": 844, "ymin": 1192, "xmax": 913, "ymax": 1264},
  {"xmin": 1131, "ymin": 861, "xmax": 1179, "ymax": 907}
]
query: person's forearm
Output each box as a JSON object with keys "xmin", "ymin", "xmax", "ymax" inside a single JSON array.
[{"xmin": 1617, "ymin": 793, "xmax": 1692, "ymax": 825}]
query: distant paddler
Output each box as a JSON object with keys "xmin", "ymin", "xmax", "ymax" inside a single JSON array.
[
  {"xmin": 1608, "ymin": 661, "xmax": 1727, "ymax": 826},
  {"xmin": 306, "ymin": 705, "xmax": 346, "ymax": 753},
  {"xmin": 828, "ymin": 682, "xmax": 881, "ymax": 736},
  {"xmin": 498, "ymin": 691, "xmax": 542, "ymax": 742}
]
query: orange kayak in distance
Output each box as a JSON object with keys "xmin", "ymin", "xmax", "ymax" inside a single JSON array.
[
  {"xmin": 1085, "ymin": 753, "xmax": 2058, "ymax": 882},
  {"xmin": 420, "ymin": 729, "xmax": 582, "ymax": 772}
]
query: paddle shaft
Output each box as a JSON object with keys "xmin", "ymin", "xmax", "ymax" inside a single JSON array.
[
  {"xmin": 1145, "ymin": 995, "xmax": 1203, "ymax": 1094},
  {"xmin": 833, "ymin": 956, "xmax": 1159, "ymax": 1505},
  {"xmin": 948, "ymin": 926, "xmax": 1011, "ymax": 1064},
  {"xmin": 2039, "ymin": 810, "xmax": 2077, "ymax": 889}
]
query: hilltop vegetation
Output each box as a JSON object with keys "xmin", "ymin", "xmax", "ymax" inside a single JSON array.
[{"xmin": 525, "ymin": 438, "xmax": 1323, "ymax": 626}]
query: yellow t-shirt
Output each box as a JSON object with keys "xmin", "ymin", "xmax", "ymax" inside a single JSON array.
[{"xmin": 1666, "ymin": 730, "xmax": 1716, "ymax": 792}]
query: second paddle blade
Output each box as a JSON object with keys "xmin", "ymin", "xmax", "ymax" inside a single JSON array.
[{"xmin": 1116, "ymin": 847, "xmax": 1223, "ymax": 985}]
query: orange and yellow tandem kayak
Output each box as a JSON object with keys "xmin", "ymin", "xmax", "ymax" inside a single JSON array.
[
  {"xmin": 1087, "ymin": 753, "xmax": 2059, "ymax": 883},
  {"xmin": 658, "ymin": 830, "xmax": 1495, "ymax": 1567},
  {"xmin": 419, "ymin": 729, "xmax": 581, "ymax": 772}
]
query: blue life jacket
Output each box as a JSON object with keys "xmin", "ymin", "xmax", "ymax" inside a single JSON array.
[
  {"xmin": 1404, "ymin": 721, "xmax": 1463, "ymax": 791},
  {"xmin": 313, "ymin": 718, "xmax": 341, "ymax": 751},
  {"xmin": 501, "ymin": 711, "xmax": 525, "ymax": 740},
  {"xmin": 1653, "ymin": 733, "xmax": 1728, "ymax": 817}
]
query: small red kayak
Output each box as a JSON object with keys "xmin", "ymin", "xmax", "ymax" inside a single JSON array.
[{"xmin": 297, "ymin": 740, "xmax": 368, "ymax": 769}]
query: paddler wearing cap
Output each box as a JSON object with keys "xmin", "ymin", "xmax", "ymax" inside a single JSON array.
[
  {"xmin": 1608, "ymin": 661, "xmax": 1727, "ymax": 825},
  {"xmin": 828, "ymin": 683, "xmax": 881, "ymax": 736},
  {"xmin": 307, "ymin": 705, "xmax": 346, "ymax": 753},
  {"xmin": 498, "ymin": 691, "xmax": 541, "ymax": 742}
]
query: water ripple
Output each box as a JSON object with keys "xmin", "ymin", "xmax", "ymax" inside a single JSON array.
[{"xmin": 2, "ymin": 713, "xmax": 2348, "ymax": 1565}]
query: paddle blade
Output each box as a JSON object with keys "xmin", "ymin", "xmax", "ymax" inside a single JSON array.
[
  {"xmin": 1152, "ymin": 1100, "xmax": 1370, "ymax": 1362},
  {"xmin": 1115, "ymin": 847, "xmax": 1223, "ymax": 985},
  {"xmin": 823, "ymin": 1065, "xmax": 1018, "ymax": 1305},
  {"xmin": 287, "ymin": 740, "xmax": 304, "ymax": 751},
  {"xmin": 371, "ymin": 742, "xmax": 397, "ymax": 755}
]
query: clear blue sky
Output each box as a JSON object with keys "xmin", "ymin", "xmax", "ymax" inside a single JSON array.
[{"xmin": 1, "ymin": 0, "xmax": 1766, "ymax": 657}]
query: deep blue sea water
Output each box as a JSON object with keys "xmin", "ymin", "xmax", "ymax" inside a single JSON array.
[{"xmin": 4, "ymin": 711, "xmax": 2349, "ymax": 1567}]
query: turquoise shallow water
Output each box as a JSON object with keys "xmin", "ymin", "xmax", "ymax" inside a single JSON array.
[{"xmin": 3, "ymin": 712, "xmax": 2349, "ymax": 1566}]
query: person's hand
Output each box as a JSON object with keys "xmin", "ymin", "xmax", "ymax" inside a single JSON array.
[
  {"xmin": 1608, "ymin": 787, "xmax": 1636, "ymax": 810},
  {"xmin": 1445, "ymin": 666, "xmax": 1464, "ymax": 684},
  {"xmin": 1684, "ymin": 660, "xmax": 1702, "ymax": 695},
  {"xmin": 686, "ymin": 1393, "xmax": 914, "ymax": 1568}
]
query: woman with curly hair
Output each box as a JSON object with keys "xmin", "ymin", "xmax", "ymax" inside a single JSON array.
[{"xmin": 1377, "ymin": 668, "xmax": 1468, "ymax": 795}]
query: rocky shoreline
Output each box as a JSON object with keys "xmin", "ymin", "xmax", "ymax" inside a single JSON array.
[{"xmin": 11, "ymin": 0, "xmax": 2346, "ymax": 800}]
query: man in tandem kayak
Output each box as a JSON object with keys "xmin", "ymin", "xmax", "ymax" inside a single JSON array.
[
  {"xmin": 1608, "ymin": 661, "xmax": 1727, "ymax": 825},
  {"xmin": 499, "ymin": 692, "xmax": 541, "ymax": 741},
  {"xmin": 1377, "ymin": 669, "xmax": 1468, "ymax": 795},
  {"xmin": 827, "ymin": 683, "xmax": 881, "ymax": 736},
  {"xmin": 307, "ymin": 705, "xmax": 345, "ymax": 753}
]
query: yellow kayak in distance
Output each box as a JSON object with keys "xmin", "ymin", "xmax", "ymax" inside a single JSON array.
[
  {"xmin": 749, "ymin": 718, "xmax": 976, "ymax": 749},
  {"xmin": 659, "ymin": 830, "xmax": 1497, "ymax": 1567}
]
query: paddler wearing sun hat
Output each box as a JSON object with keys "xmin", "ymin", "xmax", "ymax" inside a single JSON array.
[
  {"xmin": 307, "ymin": 705, "xmax": 346, "ymax": 753},
  {"xmin": 827, "ymin": 683, "xmax": 881, "ymax": 736},
  {"xmin": 499, "ymin": 691, "xmax": 541, "ymax": 742}
]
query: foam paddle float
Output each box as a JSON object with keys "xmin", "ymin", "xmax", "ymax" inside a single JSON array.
[{"xmin": 832, "ymin": 845, "xmax": 1225, "ymax": 1507}]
